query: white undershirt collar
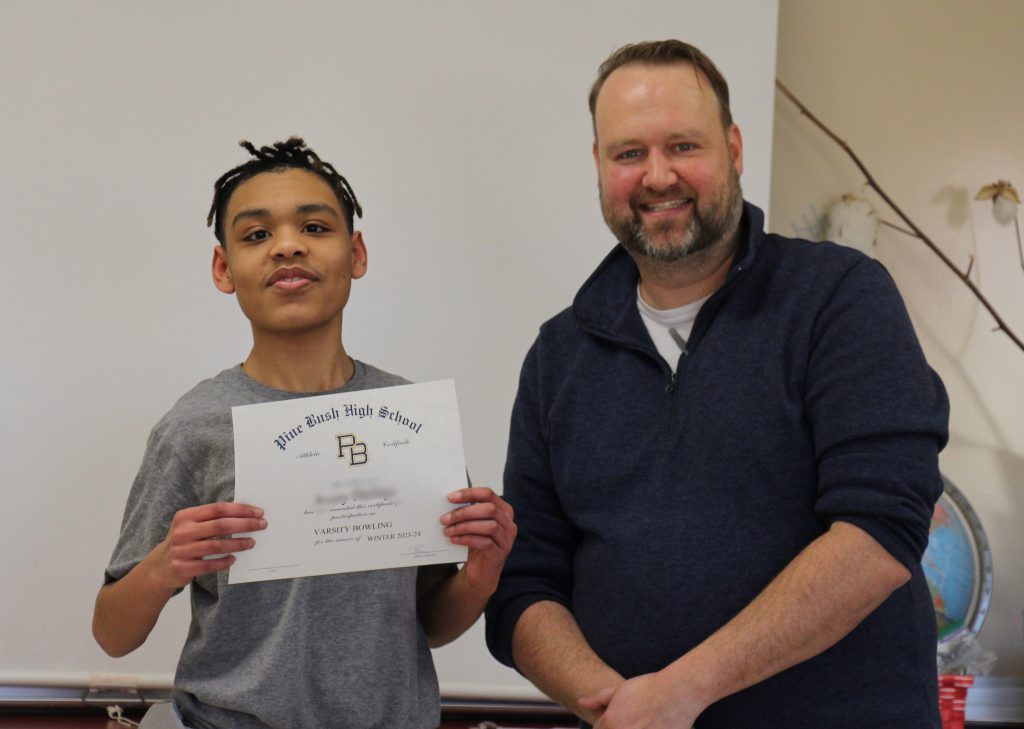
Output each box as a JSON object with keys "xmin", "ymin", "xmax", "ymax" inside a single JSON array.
[{"xmin": 636, "ymin": 284, "xmax": 710, "ymax": 372}]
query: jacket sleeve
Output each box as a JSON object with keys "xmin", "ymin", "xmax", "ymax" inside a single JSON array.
[
  {"xmin": 485, "ymin": 335, "xmax": 580, "ymax": 670},
  {"xmin": 806, "ymin": 257, "xmax": 949, "ymax": 572}
]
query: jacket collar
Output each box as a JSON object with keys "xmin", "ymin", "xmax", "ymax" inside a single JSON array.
[{"xmin": 572, "ymin": 201, "xmax": 764, "ymax": 345}]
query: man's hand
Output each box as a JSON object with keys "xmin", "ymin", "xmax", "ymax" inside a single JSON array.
[
  {"xmin": 441, "ymin": 487, "xmax": 516, "ymax": 592},
  {"xmin": 578, "ymin": 522, "xmax": 910, "ymax": 727},
  {"xmin": 580, "ymin": 672, "xmax": 703, "ymax": 729},
  {"xmin": 151, "ymin": 502, "xmax": 267, "ymax": 590}
]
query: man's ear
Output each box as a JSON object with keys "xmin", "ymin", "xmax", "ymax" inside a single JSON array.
[
  {"xmin": 350, "ymin": 231, "xmax": 368, "ymax": 280},
  {"xmin": 211, "ymin": 244, "xmax": 235, "ymax": 294},
  {"xmin": 727, "ymin": 123, "xmax": 744, "ymax": 177}
]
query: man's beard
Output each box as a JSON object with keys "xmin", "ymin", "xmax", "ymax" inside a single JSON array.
[{"xmin": 601, "ymin": 166, "xmax": 743, "ymax": 263}]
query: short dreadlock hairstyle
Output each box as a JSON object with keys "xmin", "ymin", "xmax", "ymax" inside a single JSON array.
[
  {"xmin": 207, "ymin": 137, "xmax": 362, "ymax": 245},
  {"xmin": 588, "ymin": 40, "xmax": 733, "ymax": 135}
]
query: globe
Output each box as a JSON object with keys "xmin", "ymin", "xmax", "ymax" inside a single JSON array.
[{"xmin": 922, "ymin": 477, "xmax": 993, "ymax": 647}]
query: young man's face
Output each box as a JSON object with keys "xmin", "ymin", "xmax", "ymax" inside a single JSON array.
[
  {"xmin": 212, "ymin": 168, "xmax": 367, "ymax": 338},
  {"xmin": 593, "ymin": 62, "xmax": 744, "ymax": 263}
]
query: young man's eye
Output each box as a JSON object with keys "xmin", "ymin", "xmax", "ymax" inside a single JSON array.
[
  {"xmin": 303, "ymin": 223, "xmax": 330, "ymax": 234},
  {"xmin": 242, "ymin": 230, "xmax": 270, "ymax": 242}
]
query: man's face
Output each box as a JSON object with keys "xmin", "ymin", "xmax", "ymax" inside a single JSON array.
[
  {"xmin": 211, "ymin": 168, "xmax": 367, "ymax": 338},
  {"xmin": 593, "ymin": 62, "xmax": 744, "ymax": 262}
]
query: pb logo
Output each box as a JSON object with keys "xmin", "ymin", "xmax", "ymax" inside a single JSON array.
[{"xmin": 335, "ymin": 433, "xmax": 368, "ymax": 466}]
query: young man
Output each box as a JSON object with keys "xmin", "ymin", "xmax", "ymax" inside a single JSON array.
[{"xmin": 93, "ymin": 138, "xmax": 516, "ymax": 729}]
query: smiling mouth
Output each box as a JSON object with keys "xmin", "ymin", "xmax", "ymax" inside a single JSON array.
[{"xmin": 639, "ymin": 198, "xmax": 693, "ymax": 213}]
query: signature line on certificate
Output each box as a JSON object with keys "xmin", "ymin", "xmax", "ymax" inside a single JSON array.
[
  {"xmin": 248, "ymin": 564, "xmax": 300, "ymax": 572},
  {"xmin": 401, "ymin": 549, "xmax": 449, "ymax": 558}
]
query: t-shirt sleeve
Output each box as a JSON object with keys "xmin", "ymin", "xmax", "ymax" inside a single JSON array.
[
  {"xmin": 806, "ymin": 258, "xmax": 949, "ymax": 571},
  {"xmin": 104, "ymin": 420, "xmax": 200, "ymax": 584}
]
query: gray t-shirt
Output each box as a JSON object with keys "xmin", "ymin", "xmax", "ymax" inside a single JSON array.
[{"xmin": 105, "ymin": 362, "xmax": 443, "ymax": 729}]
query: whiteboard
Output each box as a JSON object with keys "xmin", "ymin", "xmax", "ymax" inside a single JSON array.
[{"xmin": 0, "ymin": 0, "xmax": 778, "ymax": 699}]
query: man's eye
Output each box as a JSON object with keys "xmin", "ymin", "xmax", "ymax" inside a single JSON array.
[
  {"xmin": 243, "ymin": 230, "xmax": 270, "ymax": 242},
  {"xmin": 303, "ymin": 223, "xmax": 329, "ymax": 234},
  {"xmin": 673, "ymin": 143, "xmax": 695, "ymax": 152},
  {"xmin": 618, "ymin": 149, "xmax": 643, "ymax": 161}
]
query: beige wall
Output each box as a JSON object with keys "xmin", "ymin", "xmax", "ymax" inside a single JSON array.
[{"xmin": 771, "ymin": 0, "xmax": 1024, "ymax": 674}]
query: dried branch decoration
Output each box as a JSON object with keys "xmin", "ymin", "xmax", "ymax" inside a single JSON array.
[
  {"xmin": 776, "ymin": 80, "xmax": 1024, "ymax": 355},
  {"xmin": 976, "ymin": 181, "xmax": 1023, "ymax": 273}
]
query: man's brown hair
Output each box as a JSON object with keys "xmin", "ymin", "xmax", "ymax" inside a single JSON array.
[{"xmin": 588, "ymin": 40, "xmax": 733, "ymax": 133}]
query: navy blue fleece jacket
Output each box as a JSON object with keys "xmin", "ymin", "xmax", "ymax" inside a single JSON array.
[{"xmin": 485, "ymin": 204, "xmax": 948, "ymax": 728}]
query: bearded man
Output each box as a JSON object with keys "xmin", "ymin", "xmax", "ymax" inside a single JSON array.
[{"xmin": 485, "ymin": 40, "xmax": 948, "ymax": 729}]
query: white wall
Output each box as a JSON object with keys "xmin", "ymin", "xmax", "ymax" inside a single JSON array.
[
  {"xmin": 0, "ymin": 0, "xmax": 779, "ymax": 697},
  {"xmin": 771, "ymin": 0, "xmax": 1024, "ymax": 677}
]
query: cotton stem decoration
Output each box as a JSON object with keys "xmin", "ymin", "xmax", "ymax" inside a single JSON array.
[
  {"xmin": 975, "ymin": 180, "xmax": 1022, "ymax": 273},
  {"xmin": 776, "ymin": 79, "xmax": 1024, "ymax": 355},
  {"xmin": 826, "ymin": 193, "xmax": 880, "ymax": 253}
]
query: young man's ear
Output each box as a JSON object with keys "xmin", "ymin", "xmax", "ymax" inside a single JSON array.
[
  {"xmin": 211, "ymin": 245, "xmax": 236, "ymax": 294},
  {"xmin": 351, "ymin": 231, "xmax": 368, "ymax": 280}
]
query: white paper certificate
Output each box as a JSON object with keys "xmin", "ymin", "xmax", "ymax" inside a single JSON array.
[{"xmin": 228, "ymin": 379, "xmax": 468, "ymax": 584}]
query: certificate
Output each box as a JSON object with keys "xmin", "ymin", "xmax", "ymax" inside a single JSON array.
[{"xmin": 229, "ymin": 379, "xmax": 468, "ymax": 584}]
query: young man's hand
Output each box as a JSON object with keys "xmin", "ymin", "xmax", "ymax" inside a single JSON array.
[
  {"xmin": 440, "ymin": 487, "xmax": 516, "ymax": 593},
  {"xmin": 152, "ymin": 502, "xmax": 267, "ymax": 589},
  {"xmin": 93, "ymin": 502, "xmax": 267, "ymax": 657}
]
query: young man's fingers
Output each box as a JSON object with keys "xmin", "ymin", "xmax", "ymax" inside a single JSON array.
[
  {"xmin": 198, "ymin": 555, "xmax": 237, "ymax": 573},
  {"xmin": 444, "ymin": 519, "xmax": 516, "ymax": 552},
  {"xmin": 442, "ymin": 498, "xmax": 514, "ymax": 524},
  {"xmin": 442, "ymin": 501, "xmax": 492, "ymax": 523},
  {"xmin": 175, "ymin": 502, "xmax": 264, "ymax": 525},
  {"xmin": 444, "ymin": 503, "xmax": 517, "ymax": 538},
  {"xmin": 447, "ymin": 487, "xmax": 513, "ymax": 514},
  {"xmin": 169, "ymin": 515, "xmax": 267, "ymax": 547},
  {"xmin": 443, "ymin": 517, "xmax": 511, "ymax": 549},
  {"xmin": 190, "ymin": 516, "xmax": 268, "ymax": 541},
  {"xmin": 173, "ymin": 537, "xmax": 256, "ymax": 561},
  {"xmin": 445, "ymin": 518, "xmax": 499, "ymax": 537},
  {"xmin": 173, "ymin": 554, "xmax": 237, "ymax": 579},
  {"xmin": 448, "ymin": 535, "xmax": 501, "ymax": 551}
]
